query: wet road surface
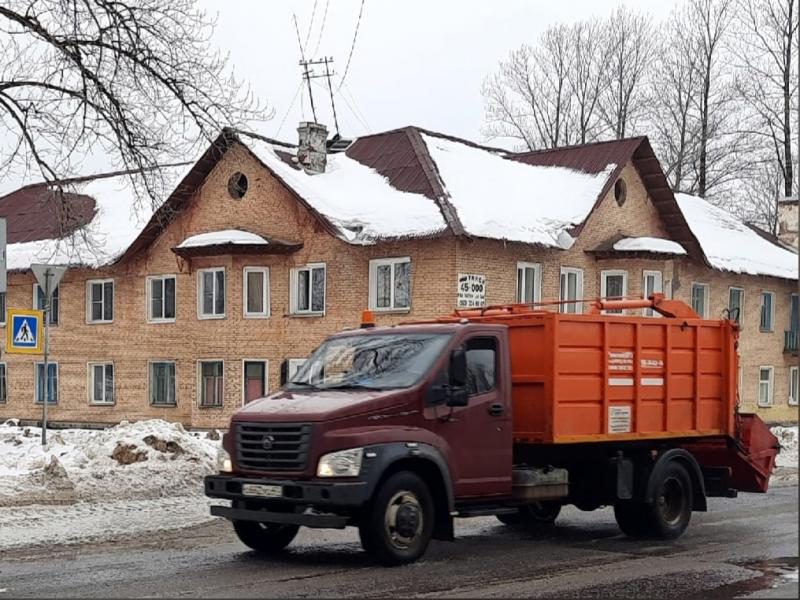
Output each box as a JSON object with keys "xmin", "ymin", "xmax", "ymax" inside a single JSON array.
[{"xmin": 0, "ymin": 485, "xmax": 797, "ymax": 598}]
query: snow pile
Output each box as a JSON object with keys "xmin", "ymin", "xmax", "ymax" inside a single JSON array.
[
  {"xmin": 177, "ymin": 229, "xmax": 269, "ymax": 248},
  {"xmin": 421, "ymin": 133, "xmax": 615, "ymax": 248},
  {"xmin": 0, "ymin": 419, "xmax": 220, "ymax": 507},
  {"xmin": 613, "ymin": 236, "xmax": 687, "ymax": 255},
  {"xmin": 676, "ymin": 193, "xmax": 797, "ymax": 280},
  {"xmin": 246, "ymin": 137, "xmax": 447, "ymax": 243},
  {"xmin": 6, "ymin": 164, "xmax": 191, "ymax": 271},
  {"xmin": 772, "ymin": 425, "xmax": 798, "ymax": 469}
]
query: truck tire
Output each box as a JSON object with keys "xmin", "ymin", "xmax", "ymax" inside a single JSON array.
[
  {"xmin": 358, "ymin": 471, "xmax": 434, "ymax": 566},
  {"xmin": 496, "ymin": 501, "xmax": 561, "ymax": 527},
  {"xmin": 615, "ymin": 461, "xmax": 693, "ymax": 539},
  {"xmin": 232, "ymin": 520, "xmax": 300, "ymax": 553}
]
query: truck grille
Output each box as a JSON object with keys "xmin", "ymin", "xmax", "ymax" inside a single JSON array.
[{"xmin": 234, "ymin": 422, "xmax": 312, "ymax": 472}]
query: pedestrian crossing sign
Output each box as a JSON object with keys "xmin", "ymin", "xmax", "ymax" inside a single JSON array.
[{"xmin": 6, "ymin": 309, "xmax": 43, "ymax": 354}]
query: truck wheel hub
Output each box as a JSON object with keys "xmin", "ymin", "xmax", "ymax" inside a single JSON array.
[
  {"xmin": 395, "ymin": 504, "xmax": 420, "ymax": 538},
  {"xmin": 385, "ymin": 490, "xmax": 423, "ymax": 546}
]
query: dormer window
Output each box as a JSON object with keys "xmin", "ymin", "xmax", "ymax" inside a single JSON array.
[
  {"xmin": 614, "ymin": 178, "xmax": 627, "ymax": 206},
  {"xmin": 227, "ymin": 172, "xmax": 248, "ymax": 199}
]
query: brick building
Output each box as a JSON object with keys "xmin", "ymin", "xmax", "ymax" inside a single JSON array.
[{"xmin": 0, "ymin": 124, "xmax": 797, "ymax": 427}]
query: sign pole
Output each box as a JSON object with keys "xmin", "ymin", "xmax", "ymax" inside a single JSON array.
[{"xmin": 41, "ymin": 268, "xmax": 51, "ymax": 446}]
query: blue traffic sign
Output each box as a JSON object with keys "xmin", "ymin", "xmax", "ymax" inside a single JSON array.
[{"xmin": 6, "ymin": 309, "xmax": 43, "ymax": 354}]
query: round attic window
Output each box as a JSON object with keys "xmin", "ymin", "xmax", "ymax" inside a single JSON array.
[
  {"xmin": 227, "ymin": 172, "xmax": 248, "ymax": 199},
  {"xmin": 614, "ymin": 178, "xmax": 627, "ymax": 206}
]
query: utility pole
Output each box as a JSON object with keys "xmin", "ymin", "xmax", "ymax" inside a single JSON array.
[
  {"xmin": 41, "ymin": 268, "xmax": 52, "ymax": 446},
  {"xmin": 298, "ymin": 57, "xmax": 340, "ymax": 135}
]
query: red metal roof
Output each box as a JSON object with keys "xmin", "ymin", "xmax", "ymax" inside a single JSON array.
[
  {"xmin": 510, "ymin": 137, "xmax": 646, "ymax": 173},
  {"xmin": 0, "ymin": 185, "xmax": 95, "ymax": 244}
]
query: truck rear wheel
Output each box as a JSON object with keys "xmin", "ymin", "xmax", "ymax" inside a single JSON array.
[
  {"xmin": 497, "ymin": 501, "xmax": 561, "ymax": 527},
  {"xmin": 358, "ymin": 471, "xmax": 434, "ymax": 566},
  {"xmin": 615, "ymin": 461, "xmax": 693, "ymax": 539},
  {"xmin": 232, "ymin": 520, "xmax": 300, "ymax": 553}
]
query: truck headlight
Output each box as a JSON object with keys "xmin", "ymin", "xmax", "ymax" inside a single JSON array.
[
  {"xmin": 217, "ymin": 447, "xmax": 232, "ymax": 473},
  {"xmin": 317, "ymin": 448, "xmax": 364, "ymax": 477}
]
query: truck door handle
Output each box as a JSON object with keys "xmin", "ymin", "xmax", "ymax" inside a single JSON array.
[{"xmin": 488, "ymin": 403, "xmax": 505, "ymax": 416}]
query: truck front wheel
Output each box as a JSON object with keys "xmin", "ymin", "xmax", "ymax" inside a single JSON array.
[
  {"xmin": 232, "ymin": 520, "xmax": 300, "ymax": 553},
  {"xmin": 359, "ymin": 471, "xmax": 434, "ymax": 566}
]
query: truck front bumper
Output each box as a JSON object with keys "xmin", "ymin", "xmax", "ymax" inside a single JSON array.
[
  {"xmin": 204, "ymin": 474, "xmax": 370, "ymax": 508},
  {"xmin": 210, "ymin": 505, "xmax": 349, "ymax": 529}
]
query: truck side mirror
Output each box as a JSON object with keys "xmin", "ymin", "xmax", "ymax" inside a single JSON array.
[{"xmin": 447, "ymin": 348, "xmax": 469, "ymax": 407}]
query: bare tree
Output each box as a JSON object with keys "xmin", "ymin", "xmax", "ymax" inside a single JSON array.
[
  {"xmin": 567, "ymin": 19, "xmax": 609, "ymax": 144},
  {"xmin": 0, "ymin": 0, "xmax": 267, "ymax": 209},
  {"xmin": 599, "ymin": 6, "xmax": 655, "ymax": 139},
  {"xmin": 732, "ymin": 0, "xmax": 799, "ymax": 198}
]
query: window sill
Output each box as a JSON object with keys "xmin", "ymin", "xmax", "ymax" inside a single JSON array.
[
  {"xmin": 87, "ymin": 320, "xmax": 114, "ymax": 325},
  {"xmin": 244, "ymin": 313, "xmax": 271, "ymax": 319},
  {"xmin": 757, "ymin": 403, "xmax": 773, "ymax": 408},
  {"xmin": 198, "ymin": 314, "xmax": 226, "ymax": 320},
  {"xmin": 370, "ymin": 307, "xmax": 411, "ymax": 314},
  {"xmin": 90, "ymin": 402, "xmax": 116, "ymax": 407},
  {"xmin": 199, "ymin": 404, "xmax": 224, "ymax": 409},
  {"xmin": 150, "ymin": 403, "xmax": 178, "ymax": 408},
  {"xmin": 759, "ymin": 329, "xmax": 775, "ymax": 333},
  {"xmin": 148, "ymin": 318, "xmax": 177, "ymax": 324},
  {"xmin": 289, "ymin": 312, "xmax": 325, "ymax": 318}
]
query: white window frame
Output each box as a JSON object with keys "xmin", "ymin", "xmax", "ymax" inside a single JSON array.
[
  {"xmin": 197, "ymin": 267, "xmax": 226, "ymax": 319},
  {"xmin": 149, "ymin": 360, "xmax": 177, "ymax": 407},
  {"xmin": 757, "ymin": 366, "xmax": 774, "ymax": 407},
  {"xmin": 790, "ymin": 367, "xmax": 799, "ymax": 406},
  {"xmin": 691, "ymin": 282, "xmax": 710, "ymax": 319},
  {"xmin": 516, "ymin": 262, "xmax": 542, "ymax": 303},
  {"xmin": 86, "ymin": 279, "xmax": 114, "ymax": 324},
  {"xmin": 88, "ymin": 362, "xmax": 115, "ymax": 405},
  {"xmin": 759, "ymin": 291, "xmax": 775, "ymax": 332},
  {"xmin": 728, "ymin": 287, "xmax": 745, "ymax": 325},
  {"xmin": 642, "ymin": 271, "xmax": 663, "ymax": 317},
  {"xmin": 34, "ymin": 362, "xmax": 58, "ymax": 405},
  {"xmin": 197, "ymin": 359, "xmax": 225, "ymax": 408},
  {"xmin": 147, "ymin": 275, "xmax": 177, "ymax": 323},
  {"xmin": 368, "ymin": 257, "xmax": 412, "ymax": 312},
  {"xmin": 243, "ymin": 267, "xmax": 270, "ymax": 318},
  {"xmin": 0, "ymin": 362, "xmax": 6, "ymax": 403},
  {"xmin": 33, "ymin": 283, "xmax": 60, "ymax": 325},
  {"xmin": 0, "ymin": 291, "xmax": 6, "ymax": 326},
  {"xmin": 290, "ymin": 263, "xmax": 326, "ymax": 315},
  {"xmin": 600, "ymin": 270, "xmax": 628, "ymax": 314},
  {"xmin": 242, "ymin": 359, "xmax": 269, "ymax": 406},
  {"xmin": 559, "ymin": 267, "xmax": 584, "ymax": 314}
]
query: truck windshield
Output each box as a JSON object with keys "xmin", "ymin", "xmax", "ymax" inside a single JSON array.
[{"xmin": 287, "ymin": 333, "xmax": 452, "ymax": 391}]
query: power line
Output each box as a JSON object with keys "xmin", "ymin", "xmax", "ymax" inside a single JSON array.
[
  {"xmin": 302, "ymin": 0, "xmax": 319, "ymax": 54},
  {"xmin": 311, "ymin": 0, "xmax": 331, "ymax": 57},
  {"xmin": 336, "ymin": 0, "xmax": 366, "ymax": 93},
  {"xmin": 275, "ymin": 82, "xmax": 304, "ymax": 139},
  {"xmin": 341, "ymin": 81, "xmax": 371, "ymax": 131}
]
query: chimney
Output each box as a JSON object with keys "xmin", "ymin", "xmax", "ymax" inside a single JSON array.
[{"xmin": 296, "ymin": 122, "xmax": 328, "ymax": 174}]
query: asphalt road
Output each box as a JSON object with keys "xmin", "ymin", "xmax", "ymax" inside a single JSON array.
[{"xmin": 0, "ymin": 485, "xmax": 797, "ymax": 598}]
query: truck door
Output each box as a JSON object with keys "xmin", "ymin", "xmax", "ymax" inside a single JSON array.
[{"xmin": 427, "ymin": 335, "xmax": 513, "ymax": 498}]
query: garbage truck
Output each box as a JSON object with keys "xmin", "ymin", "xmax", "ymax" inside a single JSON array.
[{"xmin": 205, "ymin": 294, "xmax": 780, "ymax": 565}]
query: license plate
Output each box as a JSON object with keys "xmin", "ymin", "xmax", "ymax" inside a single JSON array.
[{"xmin": 242, "ymin": 483, "xmax": 283, "ymax": 498}]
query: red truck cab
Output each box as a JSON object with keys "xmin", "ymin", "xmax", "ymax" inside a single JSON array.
[{"xmin": 205, "ymin": 300, "xmax": 779, "ymax": 565}]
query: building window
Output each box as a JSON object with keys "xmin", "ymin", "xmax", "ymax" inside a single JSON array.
[
  {"xmin": 34, "ymin": 284, "xmax": 59, "ymax": 325},
  {"xmin": 0, "ymin": 363, "xmax": 6, "ymax": 403},
  {"xmin": 34, "ymin": 362, "xmax": 58, "ymax": 404},
  {"xmin": 89, "ymin": 362, "xmax": 114, "ymax": 405},
  {"xmin": 243, "ymin": 360, "xmax": 268, "ymax": 404},
  {"xmin": 758, "ymin": 366, "xmax": 774, "ymax": 406},
  {"xmin": 760, "ymin": 291, "xmax": 775, "ymax": 331},
  {"xmin": 601, "ymin": 270, "xmax": 628, "ymax": 314},
  {"xmin": 198, "ymin": 268, "xmax": 225, "ymax": 319},
  {"xmin": 87, "ymin": 279, "xmax": 114, "ymax": 323},
  {"xmin": 243, "ymin": 267, "xmax": 270, "ymax": 317},
  {"xmin": 642, "ymin": 271, "xmax": 663, "ymax": 317},
  {"xmin": 290, "ymin": 263, "xmax": 326, "ymax": 314},
  {"xmin": 227, "ymin": 172, "xmax": 248, "ymax": 199},
  {"xmin": 369, "ymin": 257, "xmax": 411, "ymax": 311},
  {"xmin": 148, "ymin": 275, "xmax": 176, "ymax": 322},
  {"xmin": 150, "ymin": 361, "xmax": 176, "ymax": 406},
  {"xmin": 790, "ymin": 367, "xmax": 799, "ymax": 406},
  {"xmin": 0, "ymin": 292, "xmax": 5, "ymax": 325},
  {"xmin": 516, "ymin": 262, "xmax": 541, "ymax": 303},
  {"xmin": 559, "ymin": 267, "xmax": 583, "ymax": 314},
  {"xmin": 691, "ymin": 283, "xmax": 709, "ymax": 318},
  {"xmin": 728, "ymin": 287, "xmax": 744, "ymax": 325},
  {"xmin": 198, "ymin": 360, "xmax": 224, "ymax": 407},
  {"xmin": 614, "ymin": 178, "xmax": 627, "ymax": 206}
]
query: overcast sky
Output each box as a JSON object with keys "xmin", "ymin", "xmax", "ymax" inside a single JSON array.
[{"xmin": 199, "ymin": 0, "xmax": 684, "ymax": 148}]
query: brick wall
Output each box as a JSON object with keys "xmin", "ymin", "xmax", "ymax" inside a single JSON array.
[{"xmin": 0, "ymin": 148, "xmax": 795, "ymax": 427}]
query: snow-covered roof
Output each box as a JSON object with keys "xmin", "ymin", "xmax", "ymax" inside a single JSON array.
[
  {"xmin": 676, "ymin": 193, "xmax": 798, "ymax": 280},
  {"xmin": 245, "ymin": 138, "xmax": 447, "ymax": 244},
  {"xmin": 176, "ymin": 229, "xmax": 268, "ymax": 248},
  {"xmin": 419, "ymin": 134, "xmax": 615, "ymax": 248},
  {"xmin": 5, "ymin": 165, "xmax": 190, "ymax": 271},
  {"xmin": 612, "ymin": 236, "xmax": 687, "ymax": 255}
]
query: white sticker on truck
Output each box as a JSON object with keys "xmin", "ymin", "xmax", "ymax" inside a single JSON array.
[{"xmin": 608, "ymin": 405, "xmax": 632, "ymax": 433}]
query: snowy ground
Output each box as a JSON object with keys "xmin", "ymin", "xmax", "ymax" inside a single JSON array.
[{"xmin": 0, "ymin": 420, "xmax": 796, "ymax": 552}]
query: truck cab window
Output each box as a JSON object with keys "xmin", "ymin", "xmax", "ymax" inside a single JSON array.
[{"xmin": 466, "ymin": 337, "xmax": 496, "ymax": 395}]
